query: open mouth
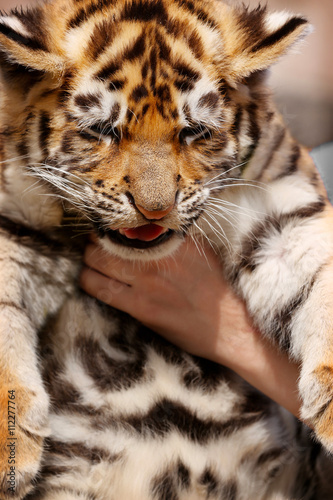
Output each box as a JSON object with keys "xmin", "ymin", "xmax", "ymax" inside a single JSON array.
[{"xmin": 104, "ymin": 224, "xmax": 174, "ymax": 249}]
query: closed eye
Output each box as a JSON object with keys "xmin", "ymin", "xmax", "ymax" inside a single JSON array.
[
  {"xmin": 80, "ymin": 123, "xmax": 120, "ymax": 142},
  {"xmin": 179, "ymin": 125, "xmax": 212, "ymax": 145}
]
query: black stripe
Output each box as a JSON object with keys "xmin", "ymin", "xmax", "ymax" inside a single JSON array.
[
  {"xmin": 77, "ymin": 336, "xmax": 148, "ymax": 391},
  {"xmin": 199, "ymin": 470, "xmax": 237, "ymax": 499},
  {"xmin": 251, "ymin": 17, "xmax": 308, "ymax": 53},
  {"xmin": 236, "ymin": 200, "xmax": 326, "ymax": 277},
  {"xmin": 87, "ymin": 19, "xmax": 116, "ymax": 60},
  {"xmin": 109, "ymin": 103, "xmax": 121, "ymax": 123},
  {"xmin": 17, "ymin": 137, "xmax": 28, "ymax": 158},
  {"xmin": 198, "ymin": 91, "xmax": 219, "ymax": 110},
  {"xmin": 39, "ymin": 111, "xmax": 51, "ymax": 157},
  {"xmin": 124, "ymin": 398, "xmax": 267, "ymax": 443},
  {"xmin": 123, "ymin": 33, "xmax": 146, "ymax": 61},
  {"xmin": 0, "ymin": 20, "xmax": 47, "ymax": 51},
  {"xmin": 286, "ymin": 199, "xmax": 325, "ymax": 219},
  {"xmin": 95, "ymin": 60, "xmax": 121, "ymax": 81},
  {"xmin": 176, "ymin": 461, "xmax": 190, "ymax": 490},
  {"xmin": 221, "ymin": 481, "xmax": 237, "ymax": 500},
  {"xmin": 237, "ymin": 6, "xmax": 266, "ymax": 47},
  {"xmin": 26, "ymin": 487, "xmax": 98, "ymax": 500},
  {"xmin": 14, "ymin": 7, "xmax": 47, "ymax": 43},
  {"xmin": 199, "ymin": 469, "xmax": 218, "ymax": 495},
  {"xmin": 174, "ymin": 62, "xmax": 199, "ymax": 82},
  {"xmin": 45, "ymin": 438, "xmax": 120, "ymax": 464},
  {"xmin": 232, "ymin": 105, "xmax": 242, "ymax": 139},
  {"xmin": 268, "ymin": 267, "xmax": 320, "ymax": 351},
  {"xmin": 173, "ymin": 0, "xmax": 217, "ymax": 29},
  {"xmin": 183, "ymin": 356, "xmax": 229, "ymax": 391},
  {"xmin": 131, "ymin": 84, "xmax": 148, "ymax": 102},
  {"xmin": 0, "ymin": 214, "xmax": 81, "ymax": 256},
  {"xmin": 95, "ymin": 34, "xmax": 145, "ymax": 81},
  {"xmin": 120, "ymin": 0, "xmax": 168, "ymax": 24},
  {"xmin": 276, "ymin": 143, "xmax": 301, "ymax": 179},
  {"xmin": 217, "ymin": 78, "xmax": 232, "ymax": 105},
  {"xmin": 255, "ymin": 126, "xmax": 286, "ymax": 180},
  {"xmin": 109, "ymin": 79, "xmax": 126, "ymax": 91},
  {"xmin": 174, "ymin": 78, "xmax": 194, "ymax": 92},
  {"xmin": 68, "ymin": 0, "xmax": 111, "ymax": 29},
  {"xmin": 40, "ymin": 465, "xmax": 72, "ymax": 477},
  {"xmin": 247, "ymin": 102, "xmax": 260, "ymax": 143},
  {"xmin": 74, "ymin": 93, "xmax": 101, "ymax": 110},
  {"xmin": 0, "ymin": 300, "xmax": 24, "ymax": 311},
  {"xmin": 57, "ymin": 70, "xmax": 75, "ymax": 105}
]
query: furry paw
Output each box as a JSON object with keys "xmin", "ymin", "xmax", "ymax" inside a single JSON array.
[
  {"xmin": 0, "ymin": 377, "xmax": 49, "ymax": 499},
  {"xmin": 300, "ymin": 365, "xmax": 333, "ymax": 452}
]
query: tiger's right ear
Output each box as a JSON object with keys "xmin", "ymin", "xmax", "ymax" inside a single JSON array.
[{"xmin": 0, "ymin": 8, "xmax": 65, "ymax": 74}]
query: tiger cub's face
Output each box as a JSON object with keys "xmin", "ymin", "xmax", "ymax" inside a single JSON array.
[
  {"xmin": 0, "ymin": 0, "xmax": 310, "ymax": 259},
  {"xmin": 56, "ymin": 22, "xmax": 236, "ymax": 259}
]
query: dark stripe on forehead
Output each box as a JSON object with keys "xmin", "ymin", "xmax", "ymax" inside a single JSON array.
[
  {"xmin": 155, "ymin": 30, "xmax": 171, "ymax": 61},
  {"xmin": 131, "ymin": 84, "xmax": 148, "ymax": 102},
  {"xmin": 155, "ymin": 84, "xmax": 171, "ymax": 102},
  {"xmin": 87, "ymin": 19, "xmax": 117, "ymax": 60},
  {"xmin": 120, "ymin": 0, "xmax": 168, "ymax": 24},
  {"xmin": 173, "ymin": 0, "xmax": 218, "ymax": 29},
  {"xmin": 95, "ymin": 33, "xmax": 146, "ymax": 80},
  {"xmin": 123, "ymin": 32, "xmax": 146, "ymax": 60},
  {"xmin": 68, "ymin": 0, "xmax": 112, "ymax": 29},
  {"xmin": 96, "ymin": 60, "xmax": 121, "ymax": 81},
  {"xmin": 251, "ymin": 17, "xmax": 308, "ymax": 53},
  {"xmin": 109, "ymin": 79, "xmax": 126, "ymax": 91}
]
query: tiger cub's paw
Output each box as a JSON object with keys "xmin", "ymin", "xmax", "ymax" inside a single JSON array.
[
  {"xmin": 0, "ymin": 380, "xmax": 50, "ymax": 499},
  {"xmin": 300, "ymin": 365, "xmax": 333, "ymax": 452}
]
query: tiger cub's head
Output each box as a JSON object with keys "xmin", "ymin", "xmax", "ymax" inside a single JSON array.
[{"xmin": 0, "ymin": 0, "xmax": 310, "ymax": 260}]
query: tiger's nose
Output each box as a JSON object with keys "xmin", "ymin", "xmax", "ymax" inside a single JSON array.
[{"xmin": 136, "ymin": 204, "xmax": 174, "ymax": 220}]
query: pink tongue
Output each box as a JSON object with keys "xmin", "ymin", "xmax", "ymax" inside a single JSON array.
[{"xmin": 122, "ymin": 224, "xmax": 166, "ymax": 242}]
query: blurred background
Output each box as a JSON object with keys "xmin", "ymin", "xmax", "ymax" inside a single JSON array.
[{"xmin": 0, "ymin": 0, "xmax": 331, "ymax": 147}]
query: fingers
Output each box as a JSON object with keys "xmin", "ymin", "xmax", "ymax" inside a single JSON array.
[
  {"xmin": 83, "ymin": 243, "xmax": 136, "ymax": 286},
  {"xmin": 80, "ymin": 265, "xmax": 136, "ymax": 313}
]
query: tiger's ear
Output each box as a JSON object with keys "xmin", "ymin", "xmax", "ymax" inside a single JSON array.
[
  {"xmin": 0, "ymin": 7, "xmax": 65, "ymax": 74},
  {"xmin": 223, "ymin": 5, "xmax": 312, "ymax": 83}
]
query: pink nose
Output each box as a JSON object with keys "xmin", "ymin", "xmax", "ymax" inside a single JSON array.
[{"xmin": 136, "ymin": 204, "xmax": 174, "ymax": 220}]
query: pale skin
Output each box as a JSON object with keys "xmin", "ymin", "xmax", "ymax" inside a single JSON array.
[{"xmin": 80, "ymin": 237, "xmax": 302, "ymax": 420}]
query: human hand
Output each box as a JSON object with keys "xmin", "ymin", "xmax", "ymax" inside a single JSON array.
[
  {"xmin": 80, "ymin": 238, "xmax": 254, "ymax": 367},
  {"xmin": 80, "ymin": 237, "xmax": 301, "ymax": 418}
]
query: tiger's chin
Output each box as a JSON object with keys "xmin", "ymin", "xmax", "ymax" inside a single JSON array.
[{"xmin": 97, "ymin": 225, "xmax": 185, "ymax": 261}]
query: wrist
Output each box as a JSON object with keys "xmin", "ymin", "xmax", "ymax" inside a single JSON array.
[{"xmin": 214, "ymin": 320, "xmax": 302, "ymax": 419}]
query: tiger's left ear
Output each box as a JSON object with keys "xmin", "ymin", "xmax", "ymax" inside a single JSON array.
[
  {"xmin": 222, "ymin": 6, "xmax": 312, "ymax": 83},
  {"xmin": 0, "ymin": 7, "xmax": 65, "ymax": 74}
]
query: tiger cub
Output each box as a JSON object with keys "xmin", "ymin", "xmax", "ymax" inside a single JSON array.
[{"xmin": 0, "ymin": 0, "xmax": 333, "ymax": 498}]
